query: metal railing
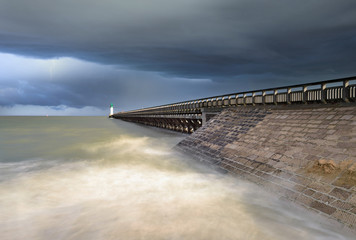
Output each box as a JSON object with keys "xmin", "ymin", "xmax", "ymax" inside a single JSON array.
[{"xmin": 113, "ymin": 76, "xmax": 356, "ymax": 116}]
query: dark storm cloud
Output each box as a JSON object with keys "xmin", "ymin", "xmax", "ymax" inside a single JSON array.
[
  {"xmin": 0, "ymin": 0, "xmax": 356, "ymax": 114},
  {"xmin": 1, "ymin": 0, "xmax": 355, "ymax": 79}
]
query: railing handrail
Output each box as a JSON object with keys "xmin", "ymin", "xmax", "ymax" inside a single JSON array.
[{"xmin": 115, "ymin": 75, "xmax": 356, "ymax": 114}]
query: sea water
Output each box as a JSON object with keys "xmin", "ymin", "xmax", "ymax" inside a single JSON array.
[{"xmin": 0, "ymin": 116, "xmax": 354, "ymax": 240}]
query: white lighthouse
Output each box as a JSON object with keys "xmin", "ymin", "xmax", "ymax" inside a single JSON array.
[{"xmin": 110, "ymin": 103, "xmax": 114, "ymax": 117}]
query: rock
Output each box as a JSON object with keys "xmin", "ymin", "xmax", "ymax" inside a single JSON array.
[{"xmin": 317, "ymin": 159, "xmax": 337, "ymax": 173}]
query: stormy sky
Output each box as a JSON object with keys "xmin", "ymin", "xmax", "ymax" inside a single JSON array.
[{"xmin": 0, "ymin": 0, "xmax": 355, "ymax": 115}]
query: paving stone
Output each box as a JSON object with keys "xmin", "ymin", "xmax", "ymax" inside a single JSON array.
[
  {"xmin": 310, "ymin": 201, "xmax": 337, "ymax": 215},
  {"xmin": 331, "ymin": 200, "xmax": 354, "ymax": 211},
  {"xmin": 293, "ymin": 184, "xmax": 307, "ymax": 193},
  {"xmin": 304, "ymin": 188, "xmax": 316, "ymax": 196},
  {"xmin": 341, "ymin": 115, "xmax": 354, "ymax": 120},
  {"xmin": 312, "ymin": 192, "xmax": 336, "ymax": 204},
  {"xmin": 348, "ymin": 194, "xmax": 356, "ymax": 205},
  {"xmin": 285, "ymin": 189, "xmax": 300, "ymax": 200},
  {"xmin": 350, "ymin": 205, "xmax": 356, "ymax": 215},
  {"xmin": 332, "ymin": 210, "xmax": 356, "ymax": 227},
  {"xmin": 279, "ymin": 180, "xmax": 296, "ymax": 189},
  {"xmin": 330, "ymin": 187, "xmax": 352, "ymax": 201},
  {"xmin": 296, "ymin": 194, "xmax": 314, "ymax": 207},
  {"xmin": 290, "ymin": 175, "xmax": 312, "ymax": 186},
  {"xmin": 273, "ymin": 169, "xmax": 293, "ymax": 179}
]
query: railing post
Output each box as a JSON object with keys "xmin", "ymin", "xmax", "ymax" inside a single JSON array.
[
  {"xmin": 343, "ymin": 80, "xmax": 350, "ymax": 102},
  {"xmin": 302, "ymin": 86, "xmax": 308, "ymax": 104},
  {"xmin": 235, "ymin": 95, "xmax": 239, "ymax": 105},
  {"xmin": 243, "ymin": 93, "xmax": 247, "ymax": 106},
  {"xmin": 262, "ymin": 91, "xmax": 266, "ymax": 105},
  {"xmin": 286, "ymin": 88, "xmax": 291, "ymax": 104},
  {"xmin": 273, "ymin": 90, "xmax": 278, "ymax": 105},
  {"xmin": 321, "ymin": 83, "xmax": 327, "ymax": 104},
  {"xmin": 252, "ymin": 92, "xmax": 255, "ymax": 105}
]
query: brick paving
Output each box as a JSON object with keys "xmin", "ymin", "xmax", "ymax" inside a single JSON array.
[{"xmin": 176, "ymin": 104, "xmax": 356, "ymax": 230}]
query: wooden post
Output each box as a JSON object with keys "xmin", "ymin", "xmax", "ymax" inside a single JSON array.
[
  {"xmin": 321, "ymin": 83, "xmax": 327, "ymax": 104},
  {"xmin": 286, "ymin": 88, "xmax": 291, "ymax": 104},
  {"xmin": 343, "ymin": 80, "xmax": 350, "ymax": 102},
  {"xmin": 302, "ymin": 86, "xmax": 308, "ymax": 104},
  {"xmin": 262, "ymin": 91, "xmax": 266, "ymax": 105},
  {"xmin": 273, "ymin": 90, "xmax": 278, "ymax": 105}
]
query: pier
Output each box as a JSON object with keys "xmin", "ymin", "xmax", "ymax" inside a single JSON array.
[{"xmin": 112, "ymin": 76, "xmax": 356, "ymax": 133}]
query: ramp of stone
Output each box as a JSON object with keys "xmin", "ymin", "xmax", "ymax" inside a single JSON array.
[{"xmin": 176, "ymin": 104, "xmax": 356, "ymax": 230}]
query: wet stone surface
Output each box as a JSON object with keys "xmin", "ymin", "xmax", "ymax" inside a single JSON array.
[{"xmin": 176, "ymin": 105, "xmax": 356, "ymax": 230}]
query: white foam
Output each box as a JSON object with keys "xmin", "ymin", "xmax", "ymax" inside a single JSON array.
[{"xmin": 0, "ymin": 132, "xmax": 353, "ymax": 240}]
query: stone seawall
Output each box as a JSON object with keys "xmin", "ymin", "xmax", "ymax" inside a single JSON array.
[{"xmin": 176, "ymin": 104, "xmax": 356, "ymax": 230}]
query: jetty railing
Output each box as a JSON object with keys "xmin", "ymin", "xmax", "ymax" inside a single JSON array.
[{"xmin": 114, "ymin": 76, "xmax": 356, "ymax": 116}]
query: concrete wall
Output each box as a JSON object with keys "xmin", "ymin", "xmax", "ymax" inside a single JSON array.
[{"xmin": 176, "ymin": 104, "xmax": 356, "ymax": 230}]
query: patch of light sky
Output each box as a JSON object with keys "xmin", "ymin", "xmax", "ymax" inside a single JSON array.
[
  {"xmin": 0, "ymin": 52, "xmax": 217, "ymax": 115},
  {"xmin": 0, "ymin": 104, "xmax": 107, "ymax": 116},
  {"xmin": 0, "ymin": 52, "xmax": 212, "ymax": 84},
  {"xmin": 0, "ymin": 53, "xmax": 118, "ymax": 82}
]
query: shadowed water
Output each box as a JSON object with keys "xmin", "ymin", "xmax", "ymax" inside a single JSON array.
[{"xmin": 0, "ymin": 117, "xmax": 354, "ymax": 240}]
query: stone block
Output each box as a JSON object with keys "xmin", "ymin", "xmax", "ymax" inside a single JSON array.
[
  {"xmin": 273, "ymin": 169, "xmax": 293, "ymax": 179},
  {"xmin": 351, "ymin": 207, "xmax": 356, "ymax": 215},
  {"xmin": 243, "ymin": 173, "xmax": 260, "ymax": 183},
  {"xmin": 290, "ymin": 175, "xmax": 312, "ymax": 186},
  {"xmin": 310, "ymin": 201, "xmax": 337, "ymax": 215},
  {"xmin": 308, "ymin": 182, "xmax": 334, "ymax": 193},
  {"xmin": 330, "ymin": 187, "xmax": 352, "ymax": 201},
  {"xmin": 348, "ymin": 194, "xmax": 356, "ymax": 205},
  {"xmin": 332, "ymin": 170, "xmax": 356, "ymax": 190},
  {"xmin": 305, "ymin": 154, "xmax": 320, "ymax": 162},
  {"xmin": 308, "ymin": 120, "xmax": 323, "ymax": 124},
  {"xmin": 326, "ymin": 115, "xmax": 335, "ymax": 120},
  {"xmin": 296, "ymin": 194, "xmax": 314, "ymax": 207},
  {"xmin": 303, "ymin": 188, "xmax": 316, "ymax": 196},
  {"xmin": 341, "ymin": 115, "xmax": 354, "ymax": 120},
  {"xmin": 331, "ymin": 200, "xmax": 354, "ymax": 211},
  {"xmin": 293, "ymin": 184, "xmax": 307, "ymax": 193},
  {"xmin": 332, "ymin": 210, "xmax": 356, "ymax": 227},
  {"xmin": 337, "ymin": 142, "xmax": 355, "ymax": 149},
  {"xmin": 279, "ymin": 180, "xmax": 296, "ymax": 189},
  {"xmin": 311, "ymin": 192, "xmax": 335, "ymax": 204},
  {"xmin": 261, "ymin": 173, "xmax": 281, "ymax": 184},
  {"xmin": 285, "ymin": 189, "xmax": 300, "ymax": 200}
]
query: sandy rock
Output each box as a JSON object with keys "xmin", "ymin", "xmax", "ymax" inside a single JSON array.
[{"xmin": 317, "ymin": 159, "xmax": 338, "ymax": 173}]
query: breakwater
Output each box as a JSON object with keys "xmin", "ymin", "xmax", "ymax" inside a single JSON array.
[
  {"xmin": 112, "ymin": 76, "xmax": 356, "ymax": 133},
  {"xmin": 175, "ymin": 103, "xmax": 356, "ymax": 230}
]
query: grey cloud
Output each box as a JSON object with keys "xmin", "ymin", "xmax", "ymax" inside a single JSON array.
[
  {"xmin": 1, "ymin": 0, "xmax": 355, "ymax": 79},
  {"xmin": 0, "ymin": 0, "xmax": 356, "ymax": 114},
  {"xmin": 0, "ymin": 56, "xmax": 226, "ymax": 112}
]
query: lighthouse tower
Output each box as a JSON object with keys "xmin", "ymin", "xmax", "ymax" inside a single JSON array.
[{"xmin": 110, "ymin": 103, "xmax": 114, "ymax": 116}]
